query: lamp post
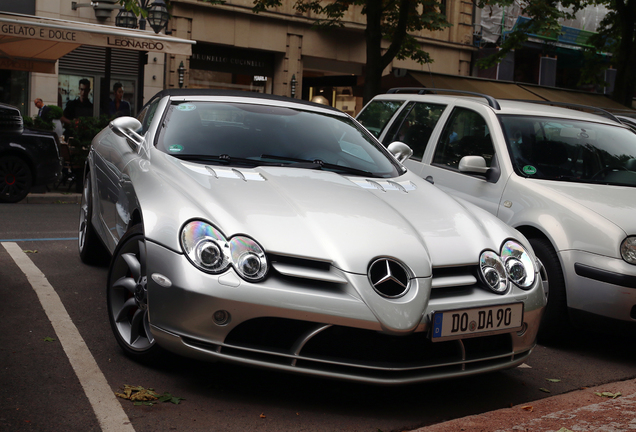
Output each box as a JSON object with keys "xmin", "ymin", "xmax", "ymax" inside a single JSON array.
[{"xmin": 115, "ymin": 0, "xmax": 169, "ymax": 34}]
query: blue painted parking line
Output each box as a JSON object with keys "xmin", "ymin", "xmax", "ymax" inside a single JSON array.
[{"xmin": 0, "ymin": 237, "xmax": 78, "ymax": 242}]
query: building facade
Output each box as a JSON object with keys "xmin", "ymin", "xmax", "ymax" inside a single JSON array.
[{"xmin": 1, "ymin": 0, "xmax": 475, "ymax": 117}]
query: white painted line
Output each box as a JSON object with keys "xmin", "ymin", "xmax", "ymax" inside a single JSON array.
[{"xmin": 2, "ymin": 242, "xmax": 135, "ymax": 432}]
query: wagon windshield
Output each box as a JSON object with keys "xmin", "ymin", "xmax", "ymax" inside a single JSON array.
[
  {"xmin": 500, "ymin": 115, "xmax": 636, "ymax": 187},
  {"xmin": 157, "ymin": 101, "xmax": 402, "ymax": 178}
]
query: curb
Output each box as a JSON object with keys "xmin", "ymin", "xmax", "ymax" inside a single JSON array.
[
  {"xmin": 21, "ymin": 193, "xmax": 81, "ymax": 204},
  {"xmin": 411, "ymin": 377, "xmax": 636, "ymax": 432}
]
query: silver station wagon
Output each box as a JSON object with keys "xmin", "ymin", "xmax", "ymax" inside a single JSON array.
[{"xmin": 357, "ymin": 89, "xmax": 636, "ymax": 335}]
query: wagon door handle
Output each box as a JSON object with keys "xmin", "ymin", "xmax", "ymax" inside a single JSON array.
[{"xmin": 425, "ymin": 176, "xmax": 434, "ymax": 185}]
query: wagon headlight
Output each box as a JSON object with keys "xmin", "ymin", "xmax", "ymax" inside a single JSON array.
[
  {"xmin": 501, "ymin": 240, "xmax": 535, "ymax": 289},
  {"xmin": 181, "ymin": 221, "xmax": 230, "ymax": 273},
  {"xmin": 479, "ymin": 251, "xmax": 508, "ymax": 294},
  {"xmin": 229, "ymin": 236, "xmax": 268, "ymax": 281},
  {"xmin": 621, "ymin": 236, "xmax": 636, "ymax": 265}
]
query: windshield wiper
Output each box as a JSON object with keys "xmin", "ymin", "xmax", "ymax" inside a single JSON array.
[
  {"xmin": 172, "ymin": 154, "xmax": 280, "ymax": 167},
  {"xmin": 260, "ymin": 154, "xmax": 375, "ymax": 177}
]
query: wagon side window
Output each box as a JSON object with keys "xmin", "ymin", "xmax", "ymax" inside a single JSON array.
[{"xmin": 433, "ymin": 107, "xmax": 494, "ymax": 169}]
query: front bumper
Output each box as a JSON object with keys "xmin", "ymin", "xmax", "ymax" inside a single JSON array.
[
  {"xmin": 145, "ymin": 240, "xmax": 545, "ymax": 385},
  {"xmin": 562, "ymin": 250, "xmax": 636, "ymax": 322}
]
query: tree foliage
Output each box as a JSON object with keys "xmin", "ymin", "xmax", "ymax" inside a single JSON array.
[
  {"xmin": 253, "ymin": 0, "xmax": 450, "ymax": 103},
  {"xmin": 478, "ymin": 0, "xmax": 636, "ymax": 107}
]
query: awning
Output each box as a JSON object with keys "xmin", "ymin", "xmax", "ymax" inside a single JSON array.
[
  {"xmin": 0, "ymin": 12, "xmax": 195, "ymax": 74},
  {"xmin": 400, "ymin": 71, "xmax": 631, "ymax": 112},
  {"xmin": 409, "ymin": 72, "xmax": 544, "ymax": 100}
]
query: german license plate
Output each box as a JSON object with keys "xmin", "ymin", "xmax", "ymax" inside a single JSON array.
[{"xmin": 431, "ymin": 303, "xmax": 524, "ymax": 342}]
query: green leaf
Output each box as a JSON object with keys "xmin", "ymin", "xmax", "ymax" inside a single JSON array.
[
  {"xmin": 546, "ymin": 378, "xmax": 561, "ymax": 382},
  {"xmin": 595, "ymin": 391, "xmax": 621, "ymax": 399},
  {"xmin": 43, "ymin": 337, "xmax": 56, "ymax": 342},
  {"xmin": 539, "ymin": 387, "xmax": 551, "ymax": 393}
]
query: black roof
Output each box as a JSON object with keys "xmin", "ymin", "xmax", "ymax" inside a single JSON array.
[{"xmin": 146, "ymin": 89, "xmax": 342, "ymax": 114}]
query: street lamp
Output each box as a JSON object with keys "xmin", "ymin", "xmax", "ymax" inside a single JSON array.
[{"xmin": 115, "ymin": 0, "xmax": 170, "ymax": 34}]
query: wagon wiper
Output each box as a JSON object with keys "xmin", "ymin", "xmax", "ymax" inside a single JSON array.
[{"xmin": 260, "ymin": 154, "xmax": 375, "ymax": 177}]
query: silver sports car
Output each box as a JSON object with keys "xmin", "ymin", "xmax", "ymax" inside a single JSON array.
[{"xmin": 79, "ymin": 90, "xmax": 546, "ymax": 385}]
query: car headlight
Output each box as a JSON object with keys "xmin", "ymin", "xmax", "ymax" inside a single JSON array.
[
  {"xmin": 180, "ymin": 220, "xmax": 269, "ymax": 281},
  {"xmin": 181, "ymin": 221, "xmax": 230, "ymax": 273},
  {"xmin": 621, "ymin": 236, "xmax": 636, "ymax": 265},
  {"xmin": 501, "ymin": 240, "xmax": 536, "ymax": 289},
  {"xmin": 479, "ymin": 251, "xmax": 508, "ymax": 294},
  {"xmin": 229, "ymin": 236, "xmax": 268, "ymax": 281}
]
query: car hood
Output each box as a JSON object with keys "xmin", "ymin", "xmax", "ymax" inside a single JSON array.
[
  {"xmin": 141, "ymin": 154, "xmax": 516, "ymax": 276},
  {"xmin": 535, "ymin": 181, "xmax": 636, "ymax": 235}
]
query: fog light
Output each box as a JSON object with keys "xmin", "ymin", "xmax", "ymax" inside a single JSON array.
[
  {"xmin": 516, "ymin": 322, "xmax": 528, "ymax": 337},
  {"xmin": 213, "ymin": 310, "xmax": 231, "ymax": 325}
]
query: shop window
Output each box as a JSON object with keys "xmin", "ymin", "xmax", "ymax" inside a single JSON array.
[
  {"xmin": 0, "ymin": 70, "xmax": 29, "ymax": 116},
  {"xmin": 58, "ymin": 74, "xmax": 95, "ymax": 118}
]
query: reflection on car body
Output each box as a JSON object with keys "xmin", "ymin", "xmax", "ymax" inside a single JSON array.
[{"xmin": 78, "ymin": 89, "xmax": 545, "ymax": 384}]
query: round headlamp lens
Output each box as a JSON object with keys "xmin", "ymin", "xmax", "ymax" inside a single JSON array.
[
  {"xmin": 501, "ymin": 240, "xmax": 535, "ymax": 289},
  {"xmin": 621, "ymin": 236, "xmax": 636, "ymax": 265},
  {"xmin": 180, "ymin": 221, "xmax": 230, "ymax": 273},
  {"xmin": 480, "ymin": 250, "xmax": 508, "ymax": 294},
  {"xmin": 229, "ymin": 236, "xmax": 268, "ymax": 281}
]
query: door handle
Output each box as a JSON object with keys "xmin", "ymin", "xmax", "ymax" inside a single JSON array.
[{"xmin": 425, "ymin": 176, "xmax": 434, "ymax": 185}]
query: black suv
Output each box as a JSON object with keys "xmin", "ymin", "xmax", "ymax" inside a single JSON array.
[{"xmin": 0, "ymin": 102, "xmax": 63, "ymax": 203}]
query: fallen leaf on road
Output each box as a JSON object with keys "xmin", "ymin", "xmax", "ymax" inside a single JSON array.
[
  {"xmin": 556, "ymin": 428, "xmax": 573, "ymax": 432},
  {"xmin": 23, "ymin": 250, "xmax": 37, "ymax": 254},
  {"xmin": 595, "ymin": 391, "xmax": 621, "ymax": 399},
  {"xmin": 260, "ymin": 413, "xmax": 266, "ymax": 418},
  {"xmin": 521, "ymin": 405, "xmax": 533, "ymax": 412},
  {"xmin": 43, "ymin": 337, "xmax": 56, "ymax": 342},
  {"xmin": 539, "ymin": 388, "xmax": 551, "ymax": 393},
  {"xmin": 115, "ymin": 385, "xmax": 185, "ymax": 406},
  {"xmin": 546, "ymin": 378, "xmax": 561, "ymax": 382}
]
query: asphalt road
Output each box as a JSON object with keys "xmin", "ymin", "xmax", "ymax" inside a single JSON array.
[{"xmin": 2, "ymin": 202, "xmax": 636, "ymax": 432}]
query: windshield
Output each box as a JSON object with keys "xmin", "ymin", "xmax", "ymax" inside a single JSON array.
[
  {"xmin": 500, "ymin": 115, "xmax": 636, "ymax": 187},
  {"xmin": 157, "ymin": 101, "xmax": 402, "ymax": 178}
]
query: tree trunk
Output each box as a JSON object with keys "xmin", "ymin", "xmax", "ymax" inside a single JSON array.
[
  {"xmin": 363, "ymin": 0, "xmax": 384, "ymax": 105},
  {"xmin": 611, "ymin": 3, "xmax": 636, "ymax": 107}
]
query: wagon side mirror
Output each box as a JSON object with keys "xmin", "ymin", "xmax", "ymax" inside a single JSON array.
[
  {"xmin": 110, "ymin": 116, "xmax": 144, "ymax": 149},
  {"xmin": 458, "ymin": 155, "xmax": 501, "ymax": 183},
  {"xmin": 387, "ymin": 141, "xmax": 413, "ymax": 163}
]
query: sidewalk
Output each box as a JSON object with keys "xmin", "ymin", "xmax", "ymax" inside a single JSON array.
[
  {"xmin": 20, "ymin": 183, "xmax": 81, "ymax": 204},
  {"xmin": 412, "ymin": 377, "xmax": 636, "ymax": 432}
]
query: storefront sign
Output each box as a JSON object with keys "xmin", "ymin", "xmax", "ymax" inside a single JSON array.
[
  {"xmin": 0, "ymin": 16, "xmax": 193, "ymax": 56},
  {"xmin": 0, "ymin": 56, "xmax": 54, "ymax": 73},
  {"xmin": 190, "ymin": 43, "xmax": 274, "ymax": 76}
]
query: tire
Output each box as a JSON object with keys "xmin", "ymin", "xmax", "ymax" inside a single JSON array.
[
  {"xmin": 78, "ymin": 172, "xmax": 109, "ymax": 265},
  {"xmin": 530, "ymin": 237, "xmax": 571, "ymax": 341},
  {"xmin": 107, "ymin": 225, "xmax": 162, "ymax": 362},
  {"xmin": 0, "ymin": 156, "xmax": 32, "ymax": 203}
]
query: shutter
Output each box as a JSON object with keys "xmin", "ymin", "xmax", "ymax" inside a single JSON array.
[{"xmin": 59, "ymin": 45, "xmax": 139, "ymax": 77}]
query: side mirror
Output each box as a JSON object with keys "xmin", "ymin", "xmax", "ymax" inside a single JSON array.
[
  {"xmin": 110, "ymin": 116, "xmax": 143, "ymax": 148},
  {"xmin": 458, "ymin": 155, "xmax": 488, "ymax": 174},
  {"xmin": 387, "ymin": 141, "xmax": 413, "ymax": 163}
]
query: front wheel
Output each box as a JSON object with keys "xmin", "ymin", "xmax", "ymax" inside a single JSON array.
[
  {"xmin": 530, "ymin": 237, "xmax": 571, "ymax": 341},
  {"xmin": 0, "ymin": 156, "xmax": 32, "ymax": 203},
  {"xmin": 107, "ymin": 225, "xmax": 162, "ymax": 361}
]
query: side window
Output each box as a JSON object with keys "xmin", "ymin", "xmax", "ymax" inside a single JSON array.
[
  {"xmin": 385, "ymin": 102, "xmax": 446, "ymax": 160},
  {"xmin": 356, "ymin": 100, "xmax": 404, "ymax": 138},
  {"xmin": 433, "ymin": 107, "xmax": 494, "ymax": 169},
  {"xmin": 136, "ymin": 98, "xmax": 160, "ymax": 135}
]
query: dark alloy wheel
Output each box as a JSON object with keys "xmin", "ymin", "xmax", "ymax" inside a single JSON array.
[
  {"xmin": 107, "ymin": 225, "xmax": 161, "ymax": 361},
  {"xmin": 0, "ymin": 156, "xmax": 32, "ymax": 203},
  {"xmin": 78, "ymin": 172, "xmax": 109, "ymax": 264}
]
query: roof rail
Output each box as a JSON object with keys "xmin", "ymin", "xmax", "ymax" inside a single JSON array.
[
  {"xmin": 515, "ymin": 100, "xmax": 621, "ymax": 123},
  {"xmin": 386, "ymin": 88, "xmax": 501, "ymax": 110}
]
